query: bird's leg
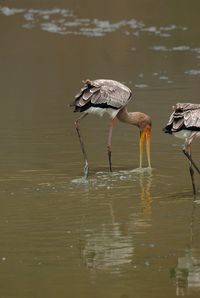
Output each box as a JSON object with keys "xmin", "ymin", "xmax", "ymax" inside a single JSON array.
[
  {"xmin": 139, "ymin": 129, "xmax": 146, "ymax": 168},
  {"xmin": 188, "ymin": 144, "xmax": 196, "ymax": 195},
  {"xmin": 189, "ymin": 161, "xmax": 196, "ymax": 196},
  {"xmin": 186, "ymin": 145, "xmax": 196, "ymax": 195},
  {"xmin": 107, "ymin": 118, "xmax": 115, "ymax": 172},
  {"xmin": 145, "ymin": 126, "xmax": 151, "ymax": 168},
  {"xmin": 74, "ymin": 113, "xmax": 89, "ymax": 179},
  {"xmin": 182, "ymin": 147, "xmax": 200, "ymax": 175}
]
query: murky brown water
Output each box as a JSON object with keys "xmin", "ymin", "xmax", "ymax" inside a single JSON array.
[{"xmin": 0, "ymin": 0, "xmax": 200, "ymax": 297}]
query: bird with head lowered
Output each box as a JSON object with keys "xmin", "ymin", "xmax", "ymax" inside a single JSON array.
[{"xmin": 70, "ymin": 79, "xmax": 152, "ymax": 179}]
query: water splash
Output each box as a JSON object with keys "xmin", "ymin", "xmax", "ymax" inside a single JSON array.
[{"xmin": 70, "ymin": 167, "xmax": 153, "ymax": 190}]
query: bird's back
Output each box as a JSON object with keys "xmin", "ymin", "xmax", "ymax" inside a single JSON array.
[
  {"xmin": 71, "ymin": 79, "xmax": 132, "ymax": 113},
  {"xmin": 163, "ymin": 103, "xmax": 200, "ymax": 134}
]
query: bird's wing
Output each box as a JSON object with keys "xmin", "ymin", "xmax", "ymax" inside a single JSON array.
[
  {"xmin": 174, "ymin": 103, "xmax": 200, "ymax": 129},
  {"xmin": 164, "ymin": 103, "xmax": 200, "ymax": 132},
  {"xmin": 93, "ymin": 83, "xmax": 132, "ymax": 109},
  {"xmin": 176, "ymin": 103, "xmax": 200, "ymax": 111},
  {"xmin": 165, "ymin": 111, "xmax": 175, "ymax": 127},
  {"xmin": 184, "ymin": 108, "xmax": 200, "ymax": 128},
  {"xmin": 164, "ymin": 104, "xmax": 185, "ymax": 132},
  {"xmin": 74, "ymin": 84, "xmax": 101, "ymax": 107},
  {"xmin": 167, "ymin": 112, "xmax": 184, "ymax": 131},
  {"xmin": 72, "ymin": 79, "xmax": 132, "ymax": 109}
]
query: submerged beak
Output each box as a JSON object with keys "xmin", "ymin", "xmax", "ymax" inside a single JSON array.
[{"xmin": 139, "ymin": 126, "xmax": 151, "ymax": 168}]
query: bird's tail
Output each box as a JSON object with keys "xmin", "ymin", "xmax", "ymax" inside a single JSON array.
[
  {"xmin": 68, "ymin": 102, "xmax": 75, "ymax": 107},
  {"xmin": 68, "ymin": 102, "xmax": 80, "ymax": 113},
  {"xmin": 162, "ymin": 125, "xmax": 172, "ymax": 134}
]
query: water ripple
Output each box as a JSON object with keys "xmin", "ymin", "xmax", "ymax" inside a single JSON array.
[
  {"xmin": 185, "ymin": 69, "xmax": 200, "ymax": 76},
  {"xmin": 151, "ymin": 45, "xmax": 200, "ymax": 53},
  {"xmin": 0, "ymin": 5, "xmax": 188, "ymax": 38}
]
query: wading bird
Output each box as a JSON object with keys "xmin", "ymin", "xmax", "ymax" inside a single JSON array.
[
  {"xmin": 70, "ymin": 79, "xmax": 151, "ymax": 178},
  {"xmin": 163, "ymin": 103, "xmax": 200, "ymax": 195}
]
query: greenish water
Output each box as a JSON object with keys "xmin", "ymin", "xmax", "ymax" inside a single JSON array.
[{"xmin": 0, "ymin": 0, "xmax": 200, "ymax": 297}]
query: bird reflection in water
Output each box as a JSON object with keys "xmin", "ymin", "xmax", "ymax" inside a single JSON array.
[
  {"xmin": 171, "ymin": 203, "xmax": 200, "ymax": 296},
  {"xmin": 79, "ymin": 168, "xmax": 153, "ymax": 273},
  {"xmin": 139, "ymin": 170, "xmax": 153, "ymax": 217}
]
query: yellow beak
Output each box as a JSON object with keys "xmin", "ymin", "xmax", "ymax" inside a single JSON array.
[{"xmin": 139, "ymin": 126, "xmax": 151, "ymax": 168}]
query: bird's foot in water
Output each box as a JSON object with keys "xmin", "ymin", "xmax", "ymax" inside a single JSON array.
[
  {"xmin": 83, "ymin": 160, "xmax": 89, "ymax": 180},
  {"xmin": 108, "ymin": 149, "xmax": 113, "ymax": 172}
]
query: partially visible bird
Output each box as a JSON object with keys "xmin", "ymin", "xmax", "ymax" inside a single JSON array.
[
  {"xmin": 70, "ymin": 79, "xmax": 152, "ymax": 178},
  {"xmin": 163, "ymin": 103, "xmax": 200, "ymax": 195}
]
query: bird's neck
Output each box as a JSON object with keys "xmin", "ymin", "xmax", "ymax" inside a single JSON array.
[{"xmin": 117, "ymin": 107, "xmax": 151, "ymax": 130}]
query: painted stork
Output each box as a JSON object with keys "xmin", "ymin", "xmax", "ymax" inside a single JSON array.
[
  {"xmin": 71, "ymin": 79, "xmax": 152, "ymax": 178},
  {"xmin": 163, "ymin": 103, "xmax": 200, "ymax": 195}
]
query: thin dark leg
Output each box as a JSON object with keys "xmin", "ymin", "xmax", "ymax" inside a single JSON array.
[
  {"xmin": 183, "ymin": 149, "xmax": 200, "ymax": 175},
  {"xmin": 183, "ymin": 145, "xmax": 197, "ymax": 195},
  {"xmin": 108, "ymin": 150, "xmax": 112, "ymax": 172},
  {"xmin": 189, "ymin": 164, "xmax": 196, "ymax": 195},
  {"xmin": 107, "ymin": 118, "xmax": 115, "ymax": 172},
  {"xmin": 75, "ymin": 113, "xmax": 89, "ymax": 179}
]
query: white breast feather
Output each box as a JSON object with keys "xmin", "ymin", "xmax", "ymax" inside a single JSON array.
[
  {"xmin": 84, "ymin": 107, "xmax": 119, "ymax": 118},
  {"xmin": 173, "ymin": 130, "xmax": 193, "ymax": 139}
]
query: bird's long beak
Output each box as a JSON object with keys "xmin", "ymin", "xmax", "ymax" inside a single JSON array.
[
  {"xmin": 139, "ymin": 126, "xmax": 151, "ymax": 168},
  {"xmin": 139, "ymin": 130, "xmax": 145, "ymax": 168},
  {"xmin": 145, "ymin": 126, "xmax": 151, "ymax": 168}
]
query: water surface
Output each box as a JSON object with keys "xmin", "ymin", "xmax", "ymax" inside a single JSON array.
[{"xmin": 0, "ymin": 0, "xmax": 200, "ymax": 297}]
